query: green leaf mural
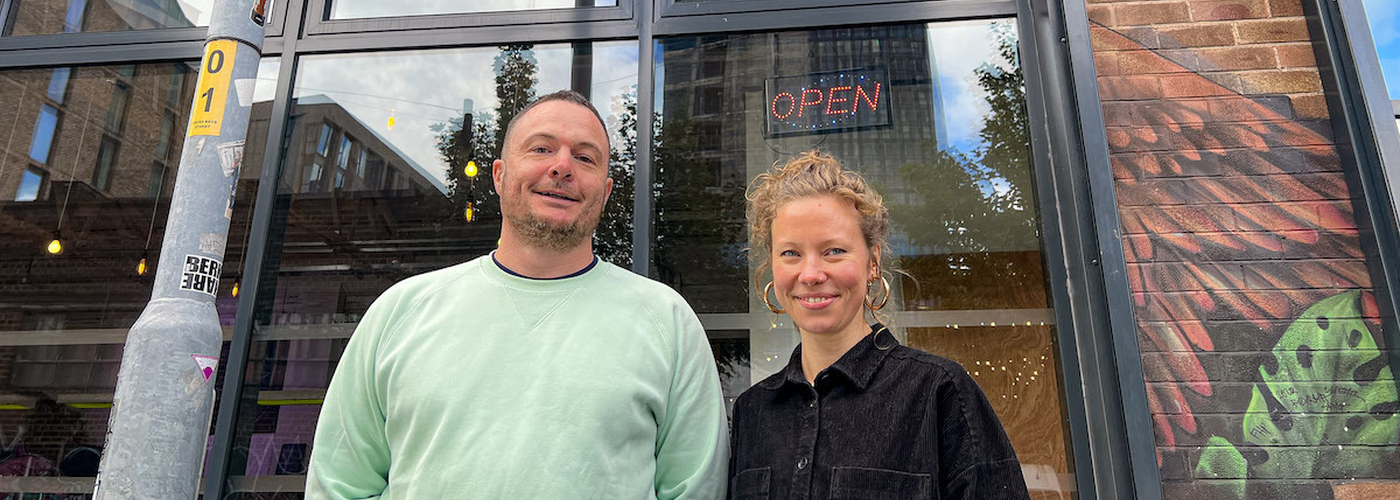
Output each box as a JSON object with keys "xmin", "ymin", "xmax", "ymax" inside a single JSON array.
[{"xmin": 1195, "ymin": 290, "xmax": 1399, "ymax": 498}]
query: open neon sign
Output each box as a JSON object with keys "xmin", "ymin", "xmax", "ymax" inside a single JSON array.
[{"xmin": 764, "ymin": 66, "xmax": 892, "ymax": 138}]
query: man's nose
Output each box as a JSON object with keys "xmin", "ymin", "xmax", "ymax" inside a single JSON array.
[{"xmin": 548, "ymin": 150, "xmax": 574, "ymax": 180}]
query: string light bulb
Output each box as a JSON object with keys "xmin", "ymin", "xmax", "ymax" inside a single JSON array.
[
  {"xmin": 465, "ymin": 161, "xmax": 478, "ymax": 178},
  {"xmin": 45, "ymin": 235, "xmax": 63, "ymax": 255},
  {"xmin": 464, "ymin": 202, "xmax": 475, "ymax": 222},
  {"xmin": 231, "ymin": 280, "xmax": 240, "ymax": 297},
  {"xmin": 136, "ymin": 257, "xmax": 148, "ymax": 276}
]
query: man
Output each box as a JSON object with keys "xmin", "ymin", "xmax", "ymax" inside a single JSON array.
[{"xmin": 306, "ymin": 90, "xmax": 729, "ymax": 499}]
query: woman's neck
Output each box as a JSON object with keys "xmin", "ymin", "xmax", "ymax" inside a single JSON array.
[{"xmin": 798, "ymin": 322, "xmax": 871, "ymax": 385}]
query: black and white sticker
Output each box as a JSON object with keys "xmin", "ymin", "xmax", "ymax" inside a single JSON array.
[{"xmin": 180, "ymin": 255, "xmax": 222, "ymax": 296}]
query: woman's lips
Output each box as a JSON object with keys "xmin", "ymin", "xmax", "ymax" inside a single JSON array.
[{"xmin": 794, "ymin": 294, "xmax": 836, "ymax": 310}]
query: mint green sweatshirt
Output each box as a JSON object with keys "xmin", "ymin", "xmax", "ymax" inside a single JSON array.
[{"xmin": 305, "ymin": 255, "xmax": 729, "ymax": 499}]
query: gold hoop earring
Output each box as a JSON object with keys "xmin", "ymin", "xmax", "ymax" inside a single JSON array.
[
  {"xmin": 762, "ymin": 281, "xmax": 785, "ymax": 314},
  {"xmin": 866, "ymin": 276, "xmax": 890, "ymax": 311}
]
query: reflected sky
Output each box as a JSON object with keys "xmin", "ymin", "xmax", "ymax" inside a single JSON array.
[
  {"xmin": 1363, "ymin": 0, "xmax": 1400, "ymax": 99},
  {"xmin": 926, "ymin": 20, "xmax": 1016, "ymax": 154},
  {"xmin": 293, "ymin": 42, "xmax": 637, "ymax": 186},
  {"xmin": 330, "ymin": 0, "xmax": 617, "ymax": 19}
]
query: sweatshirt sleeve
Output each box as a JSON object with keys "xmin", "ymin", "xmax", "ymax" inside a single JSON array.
[
  {"xmin": 653, "ymin": 300, "xmax": 730, "ymax": 500},
  {"xmin": 304, "ymin": 294, "xmax": 396, "ymax": 500}
]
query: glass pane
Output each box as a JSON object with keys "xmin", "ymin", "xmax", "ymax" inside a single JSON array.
[
  {"xmin": 0, "ymin": 58, "xmax": 278, "ymax": 494},
  {"xmin": 328, "ymin": 0, "xmax": 618, "ymax": 20},
  {"xmin": 8, "ymin": 0, "xmax": 215, "ymax": 36},
  {"xmin": 656, "ymin": 20, "xmax": 1076, "ymax": 498},
  {"xmin": 16, "ymin": 168, "xmax": 45, "ymax": 201},
  {"xmin": 28, "ymin": 105, "xmax": 59, "ymax": 164},
  {"xmin": 1363, "ymin": 0, "xmax": 1400, "ymax": 99},
  {"xmin": 226, "ymin": 42, "xmax": 637, "ymax": 497}
]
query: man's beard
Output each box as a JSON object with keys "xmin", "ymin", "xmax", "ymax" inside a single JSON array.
[{"xmin": 501, "ymin": 179, "xmax": 605, "ymax": 253}]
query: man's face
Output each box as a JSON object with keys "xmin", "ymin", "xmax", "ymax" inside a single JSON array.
[{"xmin": 493, "ymin": 100, "xmax": 613, "ymax": 252}]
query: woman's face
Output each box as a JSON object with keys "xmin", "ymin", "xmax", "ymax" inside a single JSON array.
[{"xmin": 770, "ymin": 194, "xmax": 879, "ymax": 340}]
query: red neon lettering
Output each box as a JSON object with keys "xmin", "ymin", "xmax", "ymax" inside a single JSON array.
[
  {"xmin": 825, "ymin": 86, "xmax": 851, "ymax": 115},
  {"xmin": 854, "ymin": 83, "xmax": 881, "ymax": 114},
  {"xmin": 771, "ymin": 92, "xmax": 796, "ymax": 119},
  {"xmin": 798, "ymin": 88, "xmax": 823, "ymax": 117}
]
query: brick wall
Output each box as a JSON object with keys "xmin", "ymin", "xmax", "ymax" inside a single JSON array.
[{"xmin": 1085, "ymin": 0, "xmax": 1399, "ymax": 498}]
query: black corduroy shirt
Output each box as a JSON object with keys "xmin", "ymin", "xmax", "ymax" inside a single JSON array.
[{"xmin": 728, "ymin": 324, "xmax": 1032, "ymax": 500}]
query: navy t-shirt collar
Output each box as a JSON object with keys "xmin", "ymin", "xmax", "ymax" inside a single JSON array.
[{"xmin": 490, "ymin": 252, "xmax": 599, "ymax": 280}]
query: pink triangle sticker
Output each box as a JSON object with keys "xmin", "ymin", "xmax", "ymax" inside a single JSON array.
[{"xmin": 192, "ymin": 354, "xmax": 218, "ymax": 382}]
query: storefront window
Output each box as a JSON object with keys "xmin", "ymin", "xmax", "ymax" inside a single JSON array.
[
  {"xmin": 0, "ymin": 57, "xmax": 277, "ymax": 495},
  {"xmin": 223, "ymin": 41, "xmax": 636, "ymax": 497},
  {"xmin": 655, "ymin": 20, "xmax": 1077, "ymax": 497},
  {"xmin": 327, "ymin": 0, "xmax": 618, "ymax": 21},
  {"xmin": 7, "ymin": 0, "xmax": 215, "ymax": 36}
]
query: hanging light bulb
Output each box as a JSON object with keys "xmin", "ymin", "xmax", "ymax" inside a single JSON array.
[
  {"xmin": 136, "ymin": 257, "xmax": 148, "ymax": 276},
  {"xmin": 231, "ymin": 280, "xmax": 240, "ymax": 297},
  {"xmin": 464, "ymin": 202, "xmax": 475, "ymax": 222},
  {"xmin": 465, "ymin": 160, "xmax": 478, "ymax": 178},
  {"xmin": 46, "ymin": 235, "xmax": 63, "ymax": 255}
]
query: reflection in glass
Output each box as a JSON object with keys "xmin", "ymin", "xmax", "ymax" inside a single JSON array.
[
  {"xmin": 656, "ymin": 20, "xmax": 1075, "ymax": 497},
  {"xmin": 9, "ymin": 0, "xmax": 214, "ymax": 36},
  {"xmin": 224, "ymin": 42, "xmax": 637, "ymax": 496},
  {"xmin": 329, "ymin": 0, "xmax": 617, "ymax": 20},
  {"xmin": 0, "ymin": 58, "xmax": 277, "ymax": 492}
]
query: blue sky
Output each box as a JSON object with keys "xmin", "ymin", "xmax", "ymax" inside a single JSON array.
[{"xmin": 1363, "ymin": 0, "xmax": 1400, "ymax": 99}]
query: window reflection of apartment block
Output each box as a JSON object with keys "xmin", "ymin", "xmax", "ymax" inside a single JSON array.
[{"xmin": 258, "ymin": 96, "xmax": 448, "ymax": 197}]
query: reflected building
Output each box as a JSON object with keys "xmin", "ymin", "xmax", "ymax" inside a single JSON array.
[{"xmin": 9, "ymin": 0, "xmax": 202, "ymax": 36}]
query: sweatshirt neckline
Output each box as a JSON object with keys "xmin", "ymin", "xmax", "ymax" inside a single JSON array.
[{"xmin": 481, "ymin": 252, "xmax": 608, "ymax": 291}]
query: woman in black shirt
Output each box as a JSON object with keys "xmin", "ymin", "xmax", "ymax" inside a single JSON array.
[{"xmin": 732, "ymin": 150, "xmax": 1031, "ymax": 500}]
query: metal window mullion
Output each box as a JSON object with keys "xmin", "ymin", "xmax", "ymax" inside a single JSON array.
[
  {"xmin": 651, "ymin": 0, "xmax": 1015, "ymax": 36},
  {"xmin": 202, "ymin": 0, "xmax": 308, "ymax": 498},
  {"xmin": 1046, "ymin": 0, "xmax": 1163, "ymax": 498},
  {"xmin": 1, "ymin": 0, "xmax": 15, "ymax": 37},
  {"xmin": 1014, "ymin": 0, "xmax": 1100, "ymax": 498},
  {"xmin": 633, "ymin": 0, "xmax": 653, "ymax": 276}
]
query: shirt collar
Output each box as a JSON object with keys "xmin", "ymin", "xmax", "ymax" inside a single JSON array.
[{"xmin": 764, "ymin": 323, "xmax": 899, "ymax": 391}]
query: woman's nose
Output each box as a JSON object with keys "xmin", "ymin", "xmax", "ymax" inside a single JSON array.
[{"xmin": 797, "ymin": 258, "xmax": 827, "ymax": 285}]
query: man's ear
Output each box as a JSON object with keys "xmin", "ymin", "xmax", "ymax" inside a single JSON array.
[
  {"xmin": 603, "ymin": 177, "xmax": 614, "ymax": 205},
  {"xmin": 492, "ymin": 159, "xmax": 505, "ymax": 192}
]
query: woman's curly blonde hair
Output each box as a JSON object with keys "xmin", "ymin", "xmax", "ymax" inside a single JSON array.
[{"xmin": 746, "ymin": 150, "xmax": 892, "ymax": 294}]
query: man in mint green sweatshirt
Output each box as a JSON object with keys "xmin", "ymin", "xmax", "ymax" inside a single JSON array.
[{"xmin": 305, "ymin": 90, "xmax": 729, "ymax": 499}]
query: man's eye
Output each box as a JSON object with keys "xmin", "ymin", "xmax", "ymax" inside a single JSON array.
[
  {"xmin": 531, "ymin": 146, "xmax": 550, "ymax": 154},
  {"xmin": 576, "ymin": 155, "xmax": 595, "ymax": 164}
]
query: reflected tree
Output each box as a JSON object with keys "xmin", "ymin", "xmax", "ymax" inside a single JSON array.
[{"xmin": 888, "ymin": 22, "xmax": 1042, "ymax": 310}]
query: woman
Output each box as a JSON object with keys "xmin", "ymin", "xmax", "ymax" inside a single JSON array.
[{"xmin": 730, "ymin": 150, "xmax": 1030, "ymax": 500}]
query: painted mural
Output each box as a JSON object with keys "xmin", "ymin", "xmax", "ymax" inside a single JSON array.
[{"xmin": 1089, "ymin": 15, "xmax": 1399, "ymax": 498}]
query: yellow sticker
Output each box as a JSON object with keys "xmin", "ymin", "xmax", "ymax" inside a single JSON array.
[{"xmin": 187, "ymin": 40, "xmax": 238, "ymax": 137}]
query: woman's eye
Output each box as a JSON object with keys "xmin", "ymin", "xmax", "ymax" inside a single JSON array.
[
  {"xmin": 779, "ymin": 250, "xmax": 798, "ymax": 257},
  {"xmin": 827, "ymin": 248, "xmax": 847, "ymax": 255}
]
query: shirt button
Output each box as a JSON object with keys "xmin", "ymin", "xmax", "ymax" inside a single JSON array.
[
  {"xmin": 797, "ymin": 457, "xmax": 809, "ymax": 470},
  {"xmin": 808, "ymin": 400, "xmax": 816, "ymax": 408}
]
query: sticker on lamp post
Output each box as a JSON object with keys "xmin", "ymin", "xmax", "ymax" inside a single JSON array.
[
  {"xmin": 179, "ymin": 255, "xmax": 222, "ymax": 297},
  {"xmin": 191, "ymin": 354, "xmax": 218, "ymax": 383},
  {"xmin": 187, "ymin": 40, "xmax": 238, "ymax": 137},
  {"xmin": 764, "ymin": 66, "xmax": 892, "ymax": 138}
]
